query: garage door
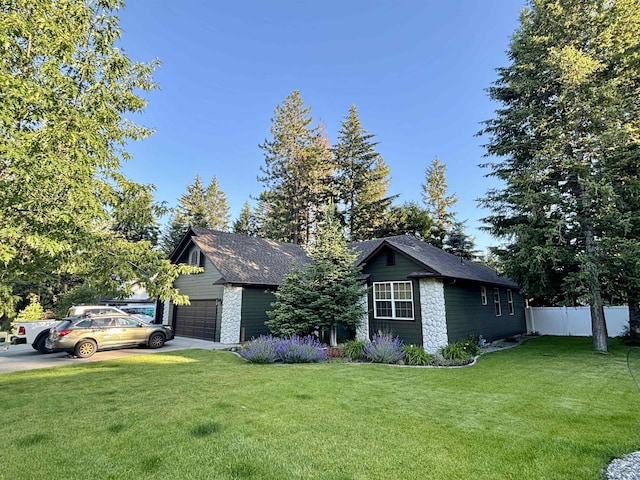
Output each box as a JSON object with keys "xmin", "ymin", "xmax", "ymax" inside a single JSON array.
[{"xmin": 173, "ymin": 300, "xmax": 218, "ymax": 341}]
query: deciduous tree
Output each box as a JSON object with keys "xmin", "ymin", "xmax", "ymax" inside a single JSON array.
[{"xmin": 0, "ymin": 0, "xmax": 196, "ymax": 316}]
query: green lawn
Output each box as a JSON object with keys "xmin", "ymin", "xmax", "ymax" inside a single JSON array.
[{"xmin": 1, "ymin": 337, "xmax": 638, "ymax": 480}]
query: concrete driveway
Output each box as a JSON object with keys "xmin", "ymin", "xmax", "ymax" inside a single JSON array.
[{"xmin": 0, "ymin": 337, "xmax": 231, "ymax": 374}]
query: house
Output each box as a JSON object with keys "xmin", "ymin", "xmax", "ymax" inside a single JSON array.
[
  {"xmin": 350, "ymin": 235, "xmax": 526, "ymax": 352},
  {"xmin": 161, "ymin": 228, "xmax": 526, "ymax": 352}
]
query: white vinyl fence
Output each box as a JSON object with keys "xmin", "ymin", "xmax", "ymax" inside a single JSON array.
[{"xmin": 525, "ymin": 306, "xmax": 628, "ymax": 337}]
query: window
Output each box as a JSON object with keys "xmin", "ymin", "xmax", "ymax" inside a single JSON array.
[
  {"xmin": 386, "ymin": 250, "xmax": 396, "ymax": 266},
  {"xmin": 507, "ymin": 289, "xmax": 514, "ymax": 316},
  {"xmin": 480, "ymin": 286, "xmax": 488, "ymax": 305},
  {"xmin": 189, "ymin": 249, "xmax": 202, "ymax": 267},
  {"xmin": 493, "ymin": 288, "xmax": 502, "ymax": 316},
  {"xmin": 373, "ymin": 281, "xmax": 414, "ymax": 320},
  {"xmin": 116, "ymin": 317, "xmax": 140, "ymax": 327}
]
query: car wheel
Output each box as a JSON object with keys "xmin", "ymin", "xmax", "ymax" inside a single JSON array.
[
  {"xmin": 148, "ymin": 332, "xmax": 165, "ymax": 349},
  {"xmin": 36, "ymin": 334, "xmax": 52, "ymax": 354},
  {"xmin": 74, "ymin": 339, "xmax": 97, "ymax": 358}
]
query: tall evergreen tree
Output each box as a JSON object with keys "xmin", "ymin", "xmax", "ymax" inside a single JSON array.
[
  {"xmin": 479, "ymin": 0, "xmax": 640, "ymax": 352},
  {"xmin": 161, "ymin": 210, "xmax": 189, "ymax": 257},
  {"xmin": 422, "ymin": 157, "xmax": 457, "ymax": 248},
  {"xmin": 333, "ymin": 105, "xmax": 394, "ymax": 241},
  {"xmin": 444, "ymin": 221, "xmax": 479, "ymax": 261},
  {"xmin": 266, "ymin": 206, "xmax": 366, "ymax": 345},
  {"xmin": 258, "ymin": 91, "xmax": 333, "ymax": 246},
  {"xmin": 205, "ymin": 176, "xmax": 230, "ymax": 231},
  {"xmin": 232, "ymin": 201, "xmax": 256, "ymax": 236},
  {"xmin": 374, "ymin": 202, "xmax": 432, "ymax": 239},
  {"xmin": 178, "ymin": 175, "xmax": 209, "ymax": 228}
]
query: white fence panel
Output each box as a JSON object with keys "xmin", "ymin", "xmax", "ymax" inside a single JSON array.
[{"xmin": 525, "ymin": 306, "xmax": 628, "ymax": 337}]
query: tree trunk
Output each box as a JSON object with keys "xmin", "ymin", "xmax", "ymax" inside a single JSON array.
[
  {"xmin": 584, "ymin": 221, "xmax": 608, "ymax": 353},
  {"xmin": 574, "ymin": 173, "xmax": 608, "ymax": 353},
  {"xmin": 628, "ymin": 296, "xmax": 640, "ymax": 342}
]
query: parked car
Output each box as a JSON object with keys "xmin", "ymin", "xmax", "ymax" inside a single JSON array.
[
  {"xmin": 46, "ymin": 314, "xmax": 173, "ymax": 358},
  {"xmin": 67, "ymin": 305, "xmax": 154, "ymax": 323}
]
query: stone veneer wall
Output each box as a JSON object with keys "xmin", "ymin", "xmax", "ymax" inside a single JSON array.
[
  {"xmin": 162, "ymin": 300, "xmax": 171, "ymax": 326},
  {"xmin": 220, "ymin": 285, "xmax": 243, "ymax": 344},
  {"xmin": 419, "ymin": 278, "xmax": 448, "ymax": 354},
  {"xmin": 355, "ymin": 292, "xmax": 370, "ymax": 341}
]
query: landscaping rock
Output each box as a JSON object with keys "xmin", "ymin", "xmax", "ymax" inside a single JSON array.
[{"xmin": 605, "ymin": 451, "xmax": 640, "ymax": 480}]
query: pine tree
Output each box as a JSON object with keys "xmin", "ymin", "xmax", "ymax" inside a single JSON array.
[
  {"xmin": 205, "ymin": 176, "xmax": 230, "ymax": 231},
  {"xmin": 444, "ymin": 221, "xmax": 480, "ymax": 260},
  {"xmin": 479, "ymin": 0, "xmax": 640, "ymax": 352},
  {"xmin": 422, "ymin": 157, "xmax": 457, "ymax": 248},
  {"xmin": 161, "ymin": 210, "xmax": 189, "ymax": 256},
  {"xmin": 266, "ymin": 207, "xmax": 367, "ymax": 345},
  {"xmin": 178, "ymin": 175, "xmax": 209, "ymax": 228},
  {"xmin": 232, "ymin": 201, "xmax": 256, "ymax": 236},
  {"xmin": 334, "ymin": 105, "xmax": 395, "ymax": 241},
  {"xmin": 258, "ymin": 91, "xmax": 333, "ymax": 246},
  {"xmin": 374, "ymin": 202, "xmax": 432, "ymax": 239}
]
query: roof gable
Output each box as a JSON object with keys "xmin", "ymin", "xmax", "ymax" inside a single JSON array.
[
  {"xmin": 173, "ymin": 230, "xmax": 518, "ymax": 289},
  {"xmin": 178, "ymin": 228, "xmax": 311, "ymax": 286},
  {"xmin": 349, "ymin": 235, "xmax": 518, "ymax": 288}
]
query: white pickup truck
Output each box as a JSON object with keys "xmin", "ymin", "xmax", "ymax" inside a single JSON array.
[{"xmin": 12, "ymin": 305, "xmax": 132, "ymax": 354}]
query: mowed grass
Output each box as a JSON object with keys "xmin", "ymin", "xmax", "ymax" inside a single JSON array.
[{"xmin": 1, "ymin": 337, "xmax": 639, "ymax": 480}]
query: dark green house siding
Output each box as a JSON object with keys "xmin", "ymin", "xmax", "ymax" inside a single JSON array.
[
  {"xmin": 170, "ymin": 249, "xmax": 224, "ymax": 327},
  {"xmin": 361, "ymin": 247, "xmax": 423, "ymax": 345},
  {"xmin": 444, "ymin": 282, "xmax": 526, "ymax": 342},
  {"xmin": 240, "ymin": 287, "xmax": 276, "ymax": 341}
]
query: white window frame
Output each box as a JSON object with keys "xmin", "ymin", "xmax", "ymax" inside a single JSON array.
[
  {"xmin": 480, "ymin": 286, "xmax": 488, "ymax": 305},
  {"xmin": 373, "ymin": 281, "xmax": 414, "ymax": 320},
  {"xmin": 493, "ymin": 288, "xmax": 502, "ymax": 317},
  {"xmin": 507, "ymin": 289, "xmax": 514, "ymax": 316}
]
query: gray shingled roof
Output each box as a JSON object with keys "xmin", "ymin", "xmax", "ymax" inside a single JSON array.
[
  {"xmin": 187, "ymin": 229, "xmax": 517, "ymax": 289},
  {"xmin": 191, "ymin": 228, "xmax": 311, "ymax": 286},
  {"xmin": 349, "ymin": 235, "xmax": 518, "ymax": 288}
]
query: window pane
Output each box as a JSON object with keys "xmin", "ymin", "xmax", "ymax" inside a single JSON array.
[
  {"xmin": 375, "ymin": 301, "xmax": 393, "ymax": 317},
  {"xmin": 393, "ymin": 282, "xmax": 412, "ymax": 300},
  {"xmin": 395, "ymin": 301, "xmax": 413, "ymax": 318},
  {"xmin": 374, "ymin": 283, "xmax": 392, "ymax": 300}
]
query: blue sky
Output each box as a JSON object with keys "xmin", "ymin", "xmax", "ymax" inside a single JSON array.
[{"xmin": 117, "ymin": 1, "xmax": 527, "ymax": 252}]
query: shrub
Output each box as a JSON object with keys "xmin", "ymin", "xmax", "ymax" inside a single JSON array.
[
  {"xmin": 239, "ymin": 335, "xmax": 279, "ymax": 364},
  {"xmin": 461, "ymin": 339, "xmax": 481, "ymax": 357},
  {"xmin": 343, "ymin": 340, "xmax": 365, "ymax": 361},
  {"xmin": 276, "ymin": 335, "xmax": 327, "ymax": 363},
  {"xmin": 402, "ymin": 345, "xmax": 433, "ymax": 366},
  {"xmin": 363, "ymin": 333, "xmax": 404, "ymax": 364},
  {"xmin": 438, "ymin": 340, "xmax": 480, "ymax": 364}
]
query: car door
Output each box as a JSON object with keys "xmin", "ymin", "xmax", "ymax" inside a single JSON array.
[
  {"xmin": 90, "ymin": 317, "xmax": 121, "ymax": 347},
  {"xmin": 114, "ymin": 316, "xmax": 148, "ymax": 345}
]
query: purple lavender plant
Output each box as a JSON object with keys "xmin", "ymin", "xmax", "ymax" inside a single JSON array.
[
  {"xmin": 363, "ymin": 333, "xmax": 404, "ymax": 364},
  {"xmin": 276, "ymin": 335, "xmax": 328, "ymax": 363},
  {"xmin": 239, "ymin": 335, "xmax": 279, "ymax": 364}
]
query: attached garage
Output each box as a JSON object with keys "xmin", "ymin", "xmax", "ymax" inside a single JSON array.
[{"xmin": 173, "ymin": 300, "xmax": 220, "ymax": 341}]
